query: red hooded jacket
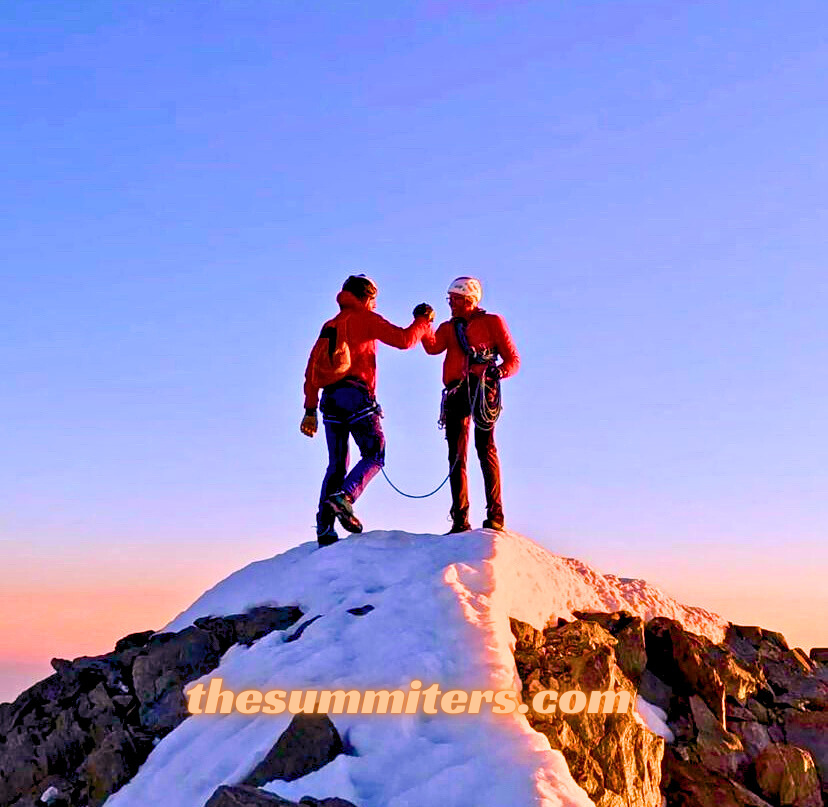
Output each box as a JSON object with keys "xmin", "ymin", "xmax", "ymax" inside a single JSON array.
[
  {"xmin": 422, "ymin": 308, "xmax": 520, "ymax": 386},
  {"xmin": 304, "ymin": 290, "xmax": 432, "ymax": 409}
]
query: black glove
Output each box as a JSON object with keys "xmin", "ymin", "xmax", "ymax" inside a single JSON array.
[
  {"xmin": 300, "ymin": 409, "xmax": 318, "ymax": 437},
  {"xmin": 413, "ymin": 302, "xmax": 435, "ymax": 322},
  {"xmin": 486, "ymin": 364, "xmax": 502, "ymax": 381}
]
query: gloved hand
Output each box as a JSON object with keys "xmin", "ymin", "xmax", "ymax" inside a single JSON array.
[
  {"xmin": 300, "ymin": 410, "xmax": 318, "ymax": 437},
  {"xmin": 413, "ymin": 302, "xmax": 435, "ymax": 322},
  {"xmin": 485, "ymin": 364, "xmax": 502, "ymax": 381}
]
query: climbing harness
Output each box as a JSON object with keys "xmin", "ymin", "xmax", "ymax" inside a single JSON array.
[{"xmin": 452, "ymin": 316, "xmax": 503, "ymax": 431}]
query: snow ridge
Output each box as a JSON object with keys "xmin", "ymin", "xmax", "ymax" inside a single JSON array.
[{"xmin": 108, "ymin": 529, "xmax": 725, "ymax": 807}]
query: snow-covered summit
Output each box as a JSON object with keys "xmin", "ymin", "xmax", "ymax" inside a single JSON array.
[{"xmin": 109, "ymin": 529, "xmax": 726, "ymax": 807}]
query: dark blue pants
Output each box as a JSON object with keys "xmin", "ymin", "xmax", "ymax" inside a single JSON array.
[{"xmin": 317, "ymin": 382, "xmax": 385, "ymax": 533}]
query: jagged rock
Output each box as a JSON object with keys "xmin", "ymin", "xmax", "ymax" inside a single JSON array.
[
  {"xmin": 810, "ymin": 648, "xmax": 828, "ymax": 665},
  {"xmin": 783, "ymin": 711, "xmax": 828, "ymax": 795},
  {"xmin": 726, "ymin": 624, "xmax": 828, "ymax": 710},
  {"xmin": 0, "ymin": 726, "xmax": 49, "ymax": 805},
  {"xmin": 746, "ymin": 698, "xmax": 771, "ymax": 724},
  {"xmin": 79, "ymin": 728, "xmax": 138, "ymax": 807},
  {"xmin": 233, "ymin": 606, "xmax": 304, "ymax": 646},
  {"xmin": 0, "ymin": 604, "xmax": 304, "ymax": 807},
  {"xmin": 114, "ymin": 630, "xmax": 156, "ymax": 654},
  {"xmin": 512, "ymin": 616, "xmax": 663, "ymax": 807},
  {"xmin": 204, "ymin": 786, "xmax": 299, "ymax": 806},
  {"xmin": 790, "ymin": 648, "xmax": 814, "ymax": 672},
  {"xmin": 194, "ymin": 606, "xmax": 304, "ymax": 649},
  {"xmin": 763, "ymin": 653, "xmax": 828, "ymax": 707},
  {"xmin": 729, "ymin": 720, "xmax": 772, "ymax": 760},
  {"xmin": 131, "ymin": 626, "xmax": 225, "ymax": 732},
  {"xmin": 572, "ymin": 611, "xmax": 647, "ymax": 685},
  {"xmin": 243, "ymin": 714, "xmax": 344, "ymax": 786},
  {"xmin": 689, "ymin": 695, "xmax": 749, "ymax": 778},
  {"xmin": 203, "ymin": 786, "xmax": 360, "ymax": 807},
  {"xmin": 638, "ymin": 670, "xmax": 672, "ymax": 713},
  {"xmin": 726, "ymin": 701, "xmax": 758, "ymax": 722},
  {"xmin": 726, "ymin": 625, "xmax": 788, "ymax": 664},
  {"xmin": 646, "ymin": 618, "xmax": 759, "ymax": 725},
  {"xmin": 649, "ymin": 620, "xmax": 828, "ymax": 806},
  {"xmin": 662, "ymin": 746, "xmax": 774, "ymax": 807},
  {"xmin": 753, "ymin": 744, "xmax": 822, "ymax": 807},
  {"xmin": 40, "ymin": 708, "xmax": 94, "ymax": 777}
]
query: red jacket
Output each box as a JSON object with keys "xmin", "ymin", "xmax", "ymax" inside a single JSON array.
[
  {"xmin": 422, "ymin": 308, "xmax": 520, "ymax": 386},
  {"xmin": 304, "ymin": 290, "xmax": 432, "ymax": 408}
]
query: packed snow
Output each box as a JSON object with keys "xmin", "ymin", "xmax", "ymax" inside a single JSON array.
[
  {"xmin": 107, "ymin": 529, "xmax": 725, "ymax": 807},
  {"xmin": 634, "ymin": 697, "xmax": 675, "ymax": 743}
]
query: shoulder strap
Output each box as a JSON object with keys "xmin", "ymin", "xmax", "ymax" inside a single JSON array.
[
  {"xmin": 452, "ymin": 317, "xmax": 473, "ymax": 357},
  {"xmin": 452, "ymin": 312, "xmax": 497, "ymax": 365}
]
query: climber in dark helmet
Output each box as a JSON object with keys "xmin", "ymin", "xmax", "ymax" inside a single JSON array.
[
  {"xmin": 422, "ymin": 276, "xmax": 520, "ymax": 533},
  {"xmin": 302, "ymin": 274, "xmax": 435, "ymax": 547}
]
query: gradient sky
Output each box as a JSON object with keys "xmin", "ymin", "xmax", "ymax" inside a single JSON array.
[{"xmin": 2, "ymin": 0, "xmax": 827, "ymax": 703}]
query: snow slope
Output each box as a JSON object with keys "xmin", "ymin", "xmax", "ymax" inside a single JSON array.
[{"xmin": 108, "ymin": 529, "xmax": 726, "ymax": 807}]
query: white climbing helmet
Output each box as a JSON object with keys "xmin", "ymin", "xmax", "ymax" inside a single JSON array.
[{"xmin": 447, "ymin": 276, "xmax": 483, "ymax": 305}]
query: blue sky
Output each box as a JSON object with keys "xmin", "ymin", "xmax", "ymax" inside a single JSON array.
[{"xmin": 2, "ymin": 0, "xmax": 827, "ymax": 700}]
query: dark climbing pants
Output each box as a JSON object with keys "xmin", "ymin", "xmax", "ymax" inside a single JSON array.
[
  {"xmin": 317, "ymin": 380, "xmax": 385, "ymax": 532},
  {"xmin": 442, "ymin": 376, "xmax": 503, "ymax": 527}
]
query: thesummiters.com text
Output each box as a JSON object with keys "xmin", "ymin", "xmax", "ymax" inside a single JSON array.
[{"xmin": 187, "ymin": 678, "xmax": 632, "ymax": 716}]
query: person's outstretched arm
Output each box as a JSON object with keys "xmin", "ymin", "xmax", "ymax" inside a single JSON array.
[
  {"xmin": 422, "ymin": 321, "xmax": 449, "ymax": 355},
  {"xmin": 365, "ymin": 309, "xmax": 433, "ymax": 349}
]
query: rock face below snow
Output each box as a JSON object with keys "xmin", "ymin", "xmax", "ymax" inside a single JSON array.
[
  {"xmin": 511, "ymin": 609, "xmax": 828, "ymax": 807},
  {"xmin": 512, "ymin": 615, "xmax": 664, "ymax": 807},
  {"xmin": 205, "ymin": 784, "xmax": 358, "ymax": 807},
  {"xmin": 0, "ymin": 607, "xmax": 302, "ymax": 807}
]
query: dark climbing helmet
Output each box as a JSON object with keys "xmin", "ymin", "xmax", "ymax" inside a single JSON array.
[{"xmin": 342, "ymin": 274, "xmax": 378, "ymax": 301}]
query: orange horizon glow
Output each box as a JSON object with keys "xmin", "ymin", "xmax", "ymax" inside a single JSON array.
[{"xmin": 2, "ymin": 559, "xmax": 825, "ymax": 705}]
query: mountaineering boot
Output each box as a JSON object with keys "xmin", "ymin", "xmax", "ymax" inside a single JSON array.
[
  {"xmin": 482, "ymin": 518, "xmax": 504, "ymax": 531},
  {"xmin": 445, "ymin": 521, "xmax": 472, "ymax": 535},
  {"xmin": 325, "ymin": 491, "xmax": 363, "ymax": 534},
  {"xmin": 316, "ymin": 504, "xmax": 339, "ymax": 547},
  {"xmin": 316, "ymin": 525, "xmax": 339, "ymax": 547}
]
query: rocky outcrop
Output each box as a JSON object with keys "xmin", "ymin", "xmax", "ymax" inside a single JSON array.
[
  {"xmin": 204, "ymin": 713, "xmax": 354, "ymax": 807},
  {"xmin": 783, "ymin": 711, "xmax": 828, "ymax": 798},
  {"xmin": 205, "ymin": 786, "xmax": 357, "ymax": 807},
  {"xmin": 511, "ymin": 615, "xmax": 664, "ymax": 807},
  {"xmin": 0, "ymin": 605, "xmax": 302, "ymax": 807},
  {"xmin": 661, "ymin": 748, "xmax": 774, "ymax": 807},
  {"xmin": 753, "ymin": 744, "xmax": 822, "ymax": 807},
  {"xmin": 513, "ymin": 611, "xmax": 828, "ymax": 807},
  {"xmin": 646, "ymin": 617, "xmax": 760, "ymax": 726},
  {"xmin": 243, "ymin": 714, "xmax": 344, "ymax": 786}
]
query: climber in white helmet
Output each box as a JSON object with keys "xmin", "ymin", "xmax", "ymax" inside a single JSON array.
[{"xmin": 422, "ymin": 276, "xmax": 520, "ymax": 533}]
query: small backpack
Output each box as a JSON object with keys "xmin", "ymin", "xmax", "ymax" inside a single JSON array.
[{"xmin": 307, "ymin": 312, "xmax": 352, "ymax": 388}]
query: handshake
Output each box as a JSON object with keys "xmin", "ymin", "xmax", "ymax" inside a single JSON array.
[{"xmin": 413, "ymin": 302, "xmax": 435, "ymax": 323}]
